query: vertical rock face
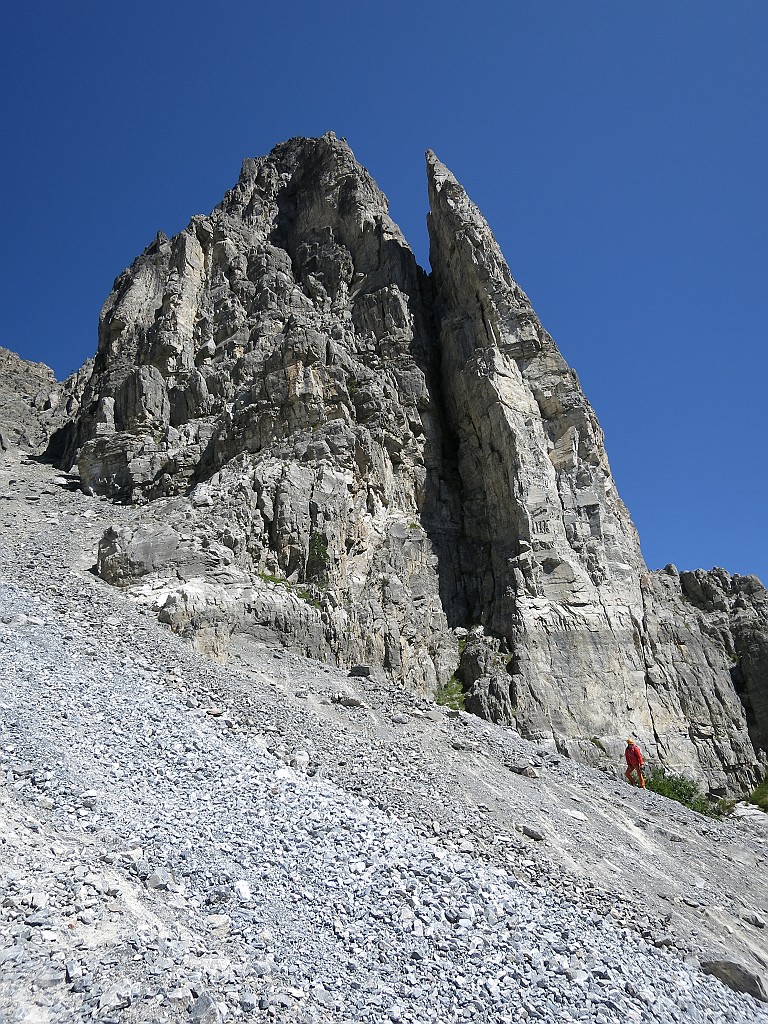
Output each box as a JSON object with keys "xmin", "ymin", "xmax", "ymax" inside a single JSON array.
[
  {"xmin": 427, "ymin": 153, "xmax": 651, "ymax": 751},
  {"xmin": 425, "ymin": 152, "xmax": 765, "ymax": 792},
  {"xmin": 641, "ymin": 567, "xmax": 768, "ymax": 791},
  {"xmin": 45, "ymin": 134, "xmax": 767, "ymax": 793},
  {"xmin": 423, "ymin": 153, "xmax": 765, "ymax": 790}
]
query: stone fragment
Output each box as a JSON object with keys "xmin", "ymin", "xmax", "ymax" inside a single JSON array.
[
  {"xmin": 205, "ymin": 914, "xmax": 232, "ymax": 935},
  {"xmin": 98, "ymin": 982, "xmax": 132, "ymax": 1012},
  {"xmin": 742, "ymin": 911, "xmax": 766, "ymax": 928},
  {"xmin": 701, "ymin": 960, "xmax": 768, "ymax": 1002},
  {"xmin": 34, "ymin": 969, "xmax": 62, "ymax": 989},
  {"xmin": 332, "ymin": 692, "xmax": 366, "ymax": 709},
  {"xmin": 521, "ymin": 825, "xmax": 545, "ymax": 842},
  {"xmin": 240, "ymin": 991, "xmax": 258, "ymax": 1013},
  {"xmin": 234, "ymin": 880, "xmax": 252, "ymax": 902},
  {"xmin": 288, "ymin": 750, "xmax": 310, "ymax": 772},
  {"xmin": 146, "ymin": 868, "xmax": 174, "ymax": 890},
  {"xmin": 190, "ymin": 992, "xmax": 222, "ymax": 1023},
  {"xmin": 166, "ymin": 987, "xmax": 193, "ymax": 1009}
]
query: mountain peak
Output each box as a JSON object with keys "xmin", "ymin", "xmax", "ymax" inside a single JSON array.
[{"xmin": 34, "ymin": 135, "xmax": 768, "ymax": 799}]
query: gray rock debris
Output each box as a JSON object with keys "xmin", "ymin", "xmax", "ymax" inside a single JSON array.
[{"xmin": 0, "ymin": 454, "xmax": 767, "ymax": 1021}]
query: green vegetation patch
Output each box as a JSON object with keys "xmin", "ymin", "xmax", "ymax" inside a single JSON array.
[
  {"xmin": 306, "ymin": 531, "xmax": 330, "ymax": 583},
  {"xmin": 435, "ymin": 675, "xmax": 466, "ymax": 711},
  {"xmin": 258, "ymin": 572, "xmax": 321, "ymax": 610},
  {"xmin": 646, "ymin": 767, "xmax": 722, "ymax": 818},
  {"xmin": 748, "ymin": 780, "xmax": 768, "ymax": 812}
]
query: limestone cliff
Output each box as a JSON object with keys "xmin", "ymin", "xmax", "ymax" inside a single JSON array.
[
  {"xmin": 44, "ymin": 134, "xmax": 767, "ymax": 794},
  {"xmin": 51, "ymin": 134, "xmax": 456, "ymax": 693}
]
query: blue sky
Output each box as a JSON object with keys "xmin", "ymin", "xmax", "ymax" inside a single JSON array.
[{"xmin": 1, "ymin": 1, "xmax": 766, "ymax": 583}]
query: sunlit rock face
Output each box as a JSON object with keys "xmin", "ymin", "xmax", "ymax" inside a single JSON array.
[
  {"xmin": 47, "ymin": 134, "xmax": 767, "ymax": 793},
  {"xmin": 51, "ymin": 133, "xmax": 457, "ymax": 695}
]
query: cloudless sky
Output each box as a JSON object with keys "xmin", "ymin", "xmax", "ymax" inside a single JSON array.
[{"xmin": 1, "ymin": 1, "xmax": 766, "ymax": 582}]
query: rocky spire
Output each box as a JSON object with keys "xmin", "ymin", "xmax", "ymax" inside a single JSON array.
[
  {"xmin": 426, "ymin": 150, "xmax": 765, "ymax": 790},
  {"xmin": 426, "ymin": 148, "xmax": 649, "ymax": 702}
]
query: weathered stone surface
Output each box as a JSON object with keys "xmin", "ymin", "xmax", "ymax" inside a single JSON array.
[
  {"xmin": 427, "ymin": 150, "xmax": 654, "ymax": 759},
  {"xmin": 38, "ymin": 134, "xmax": 767, "ymax": 794},
  {"xmin": 52, "ymin": 134, "xmax": 455, "ymax": 693},
  {"xmin": 638, "ymin": 567, "xmax": 768, "ymax": 792}
]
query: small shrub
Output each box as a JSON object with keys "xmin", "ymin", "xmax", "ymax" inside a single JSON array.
[
  {"xmin": 306, "ymin": 531, "xmax": 330, "ymax": 582},
  {"xmin": 748, "ymin": 780, "xmax": 768, "ymax": 812},
  {"xmin": 646, "ymin": 767, "xmax": 721, "ymax": 818},
  {"xmin": 436, "ymin": 675, "xmax": 465, "ymax": 711}
]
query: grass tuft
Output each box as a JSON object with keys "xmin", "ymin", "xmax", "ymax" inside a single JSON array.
[
  {"xmin": 747, "ymin": 780, "xmax": 768, "ymax": 812},
  {"xmin": 436, "ymin": 675, "xmax": 465, "ymax": 711}
]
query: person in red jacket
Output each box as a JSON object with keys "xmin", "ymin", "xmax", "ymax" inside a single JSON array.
[{"xmin": 625, "ymin": 737, "xmax": 646, "ymax": 788}]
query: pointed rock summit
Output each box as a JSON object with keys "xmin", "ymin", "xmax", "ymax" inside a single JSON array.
[
  {"xmin": 43, "ymin": 134, "xmax": 767, "ymax": 794},
  {"xmin": 425, "ymin": 151, "xmax": 767, "ymax": 792},
  {"xmin": 427, "ymin": 148, "xmax": 648, "ymax": 735}
]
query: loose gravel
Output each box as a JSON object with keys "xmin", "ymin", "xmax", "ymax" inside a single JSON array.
[{"xmin": 1, "ymin": 454, "xmax": 767, "ymax": 1023}]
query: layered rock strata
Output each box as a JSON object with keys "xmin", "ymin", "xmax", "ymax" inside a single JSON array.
[{"xmin": 44, "ymin": 134, "xmax": 767, "ymax": 793}]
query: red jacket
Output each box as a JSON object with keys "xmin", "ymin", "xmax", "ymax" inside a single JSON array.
[{"xmin": 625, "ymin": 742, "xmax": 643, "ymax": 768}]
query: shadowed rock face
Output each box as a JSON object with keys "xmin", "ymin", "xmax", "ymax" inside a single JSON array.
[{"xmin": 43, "ymin": 133, "xmax": 767, "ymax": 793}]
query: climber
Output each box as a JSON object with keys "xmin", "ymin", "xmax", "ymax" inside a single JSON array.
[{"xmin": 624, "ymin": 737, "xmax": 646, "ymax": 788}]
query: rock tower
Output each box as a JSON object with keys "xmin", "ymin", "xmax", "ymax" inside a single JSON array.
[{"xmin": 45, "ymin": 134, "xmax": 767, "ymax": 794}]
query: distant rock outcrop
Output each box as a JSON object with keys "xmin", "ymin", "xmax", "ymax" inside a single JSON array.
[
  {"xmin": 41, "ymin": 133, "xmax": 766, "ymax": 794},
  {"xmin": 0, "ymin": 347, "xmax": 90, "ymax": 456}
]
